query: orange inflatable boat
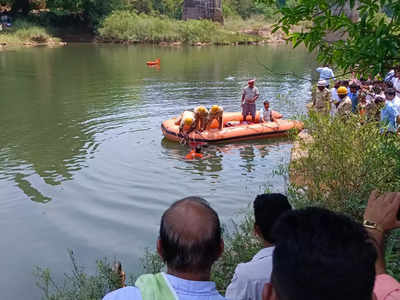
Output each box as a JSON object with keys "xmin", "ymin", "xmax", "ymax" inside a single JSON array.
[
  {"xmin": 146, "ymin": 58, "xmax": 160, "ymax": 66},
  {"xmin": 161, "ymin": 111, "xmax": 304, "ymax": 143}
]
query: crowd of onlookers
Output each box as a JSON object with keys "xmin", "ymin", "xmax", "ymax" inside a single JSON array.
[
  {"xmin": 102, "ymin": 191, "xmax": 400, "ymax": 300},
  {"xmin": 312, "ymin": 65, "xmax": 400, "ymax": 133}
]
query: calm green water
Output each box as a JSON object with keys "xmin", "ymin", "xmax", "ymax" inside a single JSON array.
[{"xmin": 0, "ymin": 44, "xmax": 314, "ymax": 299}]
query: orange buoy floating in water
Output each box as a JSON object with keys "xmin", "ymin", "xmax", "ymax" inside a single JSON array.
[{"xmin": 146, "ymin": 58, "xmax": 160, "ymax": 66}]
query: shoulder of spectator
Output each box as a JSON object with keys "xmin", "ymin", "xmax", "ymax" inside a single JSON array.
[
  {"xmin": 103, "ymin": 286, "xmax": 142, "ymax": 300},
  {"xmin": 374, "ymin": 274, "xmax": 400, "ymax": 300},
  {"xmin": 225, "ymin": 264, "xmax": 248, "ymax": 300}
]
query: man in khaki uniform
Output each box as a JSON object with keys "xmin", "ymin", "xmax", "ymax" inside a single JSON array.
[
  {"xmin": 207, "ymin": 105, "xmax": 224, "ymax": 130},
  {"xmin": 336, "ymin": 86, "xmax": 353, "ymax": 117},
  {"xmin": 312, "ymin": 80, "xmax": 331, "ymax": 113},
  {"xmin": 193, "ymin": 106, "xmax": 209, "ymax": 131},
  {"xmin": 178, "ymin": 111, "xmax": 196, "ymax": 136}
]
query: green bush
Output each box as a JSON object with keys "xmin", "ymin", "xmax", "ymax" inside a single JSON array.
[
  {"xmin": 98, "ymin": 11, "xmax": 262, "ymax": 44},
  {"xmin": 289, "ymin": 112, "xmax": 400, "ymax": 278},
  {"xmin": 0, "ymin": 19, "xmax": 52, "ymax": 43},
  {"xmin": 15, "ymin": 26, "xmax": 50, "ymax": 42},
  {"xmin": 35, "ymin": 250, "xmax": 123, "ymax": 300},
  {"xmin": 290, "ymin": 112, "xmax": 400, "ymax": 220},
  {"xmin": 178, "ymin": 19, "xmax": 217, "ymax": 43}
]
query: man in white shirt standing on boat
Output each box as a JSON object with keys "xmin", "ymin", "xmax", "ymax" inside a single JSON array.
[
  {"xmin": 225, "ymin": 193, "xmax": 292, "ymax": 300},
  {"xmin": 241, "ymin": 79, "xmax": 259, "ymax": 123}
]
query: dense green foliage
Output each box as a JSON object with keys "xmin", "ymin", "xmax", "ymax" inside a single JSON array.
[
  {"xmin": 1, "ymin": 0, "xmax": 289, "ymax": 30},
  {"xmin": 289, "ymin": 113, "xmax": 400, "ymax": 278},
  {"xmin": 290, "ymin": 113, "xmax": 400, "ymax": 220},
  {"xmin": 2, "ymin": 0, "xmax": 277, "ymax": 25},
  {"xmin": 98, "ymin": 11, "xmax": 263, "ymax": 44},
  {"xmin": 262, "ymin": 0, "xmax": 400, "ymax": 76}
]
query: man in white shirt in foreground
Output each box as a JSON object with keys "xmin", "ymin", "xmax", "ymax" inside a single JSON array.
[{"xmin": 225, "ymin": 193, "xmax": 292, "ymax": 300}]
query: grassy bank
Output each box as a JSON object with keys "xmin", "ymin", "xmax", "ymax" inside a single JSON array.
[
  {"xmin": 289, "ymin": 113, "xmax": 400, "ymax": 279},
  {"xmin": 0, "ymin": 19, "xmax": 62, "ymax": 48},
  {"xmin": 290, "ymin": 113, "xmax": 400, "ymax": 220},
  {"xmin": 97, "ymin": 11, "xmax": 270, "ymax": 45},
  {"xmin": 0, "ymin": 12, "xmax": 284, "ymax": 48}
]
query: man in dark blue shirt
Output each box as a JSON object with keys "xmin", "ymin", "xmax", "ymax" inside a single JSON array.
[{"xmin": 348, "ymin": 83, "xmax": 359, "ymax": 113}]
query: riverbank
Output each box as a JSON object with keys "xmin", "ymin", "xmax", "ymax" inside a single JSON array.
[
  {"xmin": 97, "ymin": 12, "xmax": 286, "ymax": 46},
  {"xmin": 0, "ymin": 19, "xmax": 66, "ymax": 49},
  {"xmin": 0, "ymin": 14, "xmax": 287, "ymax": 50}
]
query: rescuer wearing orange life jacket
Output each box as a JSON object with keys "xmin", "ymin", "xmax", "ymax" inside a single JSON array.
[
  {"xmin": 193, "ymin": 106, "xmax": 209, "ymax": 131},
  {"xmin": 178, "ymin": 111, "xmax": 196, "ymax": 136},
  {"xmin": 207, "ymin": 105, "xmax": 224, "ymax": 130}
]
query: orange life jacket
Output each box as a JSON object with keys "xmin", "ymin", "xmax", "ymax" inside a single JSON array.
[{"xmin": 185, "ymin": 150, "xmax": 203, "ymax": 159}]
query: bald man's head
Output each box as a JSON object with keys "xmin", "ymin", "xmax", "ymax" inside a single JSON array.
[{"xmin": 159, "ymin": 197, "xmax": 222, "ymax": 273}]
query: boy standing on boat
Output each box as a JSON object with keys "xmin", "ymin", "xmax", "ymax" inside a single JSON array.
[
  {"xmin": 259, "ymin": 100, "xmax": 275, "ymax": 123},
  {"xmin": 242, "ymin": 79, "xmax": 259, "ymax": 123}
]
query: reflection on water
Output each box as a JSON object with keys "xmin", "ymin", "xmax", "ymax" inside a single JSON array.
[
  {"xmin": 161, "ymin": 136, "xmax": 295, "ymax": 180},
  {"xmin": 15, "ymin": 173, "xmax": 51, "ymax": 203},
  {"xmin": 0, "ymin": 44, "xmax": 315, "ymax": 300},
  {"xmin": 240, "ymin": 146, "xmax": 256, "ymax": 174}
]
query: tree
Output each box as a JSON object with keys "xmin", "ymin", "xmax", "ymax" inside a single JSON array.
[
  {"xmin": 45, "ymin": 0, "xmax": 122, "ymax": 27},
  {"xmin": 11, "ymin": 0, "xmax": 30, "ymax": 14},
  {"xmin": 261, "ymin": 0, "xmax": 400, "ymax": 76}
]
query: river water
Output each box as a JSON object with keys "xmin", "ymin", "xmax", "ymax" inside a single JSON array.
[{"xmin": 0, "ymin": 44, "xmax": 314, "ymax": 299}]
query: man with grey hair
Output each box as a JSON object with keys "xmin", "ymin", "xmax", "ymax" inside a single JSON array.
[{"xmin": 103, "ymin": 197, "xmax": 225, "ymax": 300}]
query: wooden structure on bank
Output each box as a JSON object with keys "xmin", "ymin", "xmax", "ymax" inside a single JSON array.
[{"xmin": 183, "ymin": 0, "xmax": 223, "ymax": 24}]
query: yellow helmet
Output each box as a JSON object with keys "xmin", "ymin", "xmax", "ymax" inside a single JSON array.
[
  {"xmin": 211, "ymin": 105, "xmax": 220, "ymax": 113},
  {"xmin": 184, "ymin": 117, "xmax": 193, "ymax": 125},
  {"xmin": 195, "ymin": 106, "xmax": 207, "ymax": 114},
  {"xmin": 337, "ymin": 86, "xmax": 348, "ymax": 95}
]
